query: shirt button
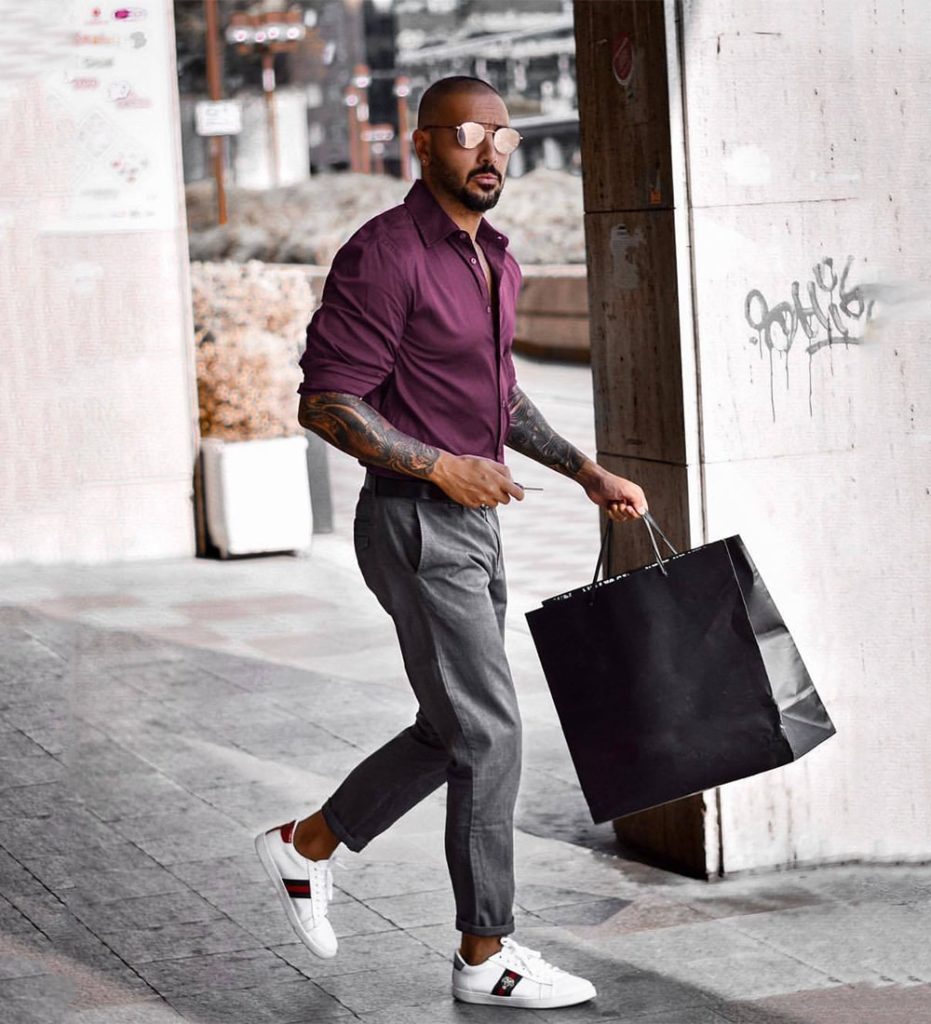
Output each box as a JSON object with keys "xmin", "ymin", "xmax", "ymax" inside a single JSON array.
[
  {"xmin": 459, "ymin": 231, "xmax": 467, "ymax": 238},
  {"xmin": 470, "ymin": 257, "xmax": 477, "ymax": 264},
  {"xmin": 486, "ymin": 305, "xmax": 492, "ymax": 313}
]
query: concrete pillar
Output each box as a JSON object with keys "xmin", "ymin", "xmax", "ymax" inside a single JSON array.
[
  {"xmin": 574, "ymin": 0, "xmax": 931, "ymax": 876},
  {"xmin": 0, "ymin": 0, "xmax": 198, "ymax": 564},
  {"xmin": 574, "ymin": 0, "xmax": 707, "ymax": 876}
]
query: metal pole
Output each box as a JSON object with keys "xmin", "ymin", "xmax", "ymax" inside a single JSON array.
[
  {"xmin": 345, "ymin": 85, "xmax": 360, "ymax": 172},
  {"xmin": 203, "ymin": 0, "xmax": 228, "ymax": 224},
  {"xmin": 395, "ymin": 76, "xmax": 411, "ymax": 181},
  {"xmin": 354, "ymin": 65, "xmax": 371, "ymax": 175}
]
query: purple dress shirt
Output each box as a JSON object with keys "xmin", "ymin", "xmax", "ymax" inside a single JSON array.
[{"xmin": 297, "ymin": 178, "xmax": 522, "ymax": 480}]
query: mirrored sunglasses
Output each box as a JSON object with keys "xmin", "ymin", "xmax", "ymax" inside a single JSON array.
[{"xmin": 422, "ymin": 121, "xmax": 523, "ymax": 155}]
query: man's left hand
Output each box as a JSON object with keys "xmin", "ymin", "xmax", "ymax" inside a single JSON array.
[{"xmin": 582, "ymin": 468, "xmax": 648, "ymax": 522}]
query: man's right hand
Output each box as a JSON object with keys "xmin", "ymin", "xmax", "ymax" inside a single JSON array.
[{"xmin": 430, "ymin": 453, "xmax": 525, "ymax": 508}]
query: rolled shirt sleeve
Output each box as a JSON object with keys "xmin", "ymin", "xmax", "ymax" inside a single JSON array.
[{"xmin": 298, "ymin": 230, "xmax": 409, "ymax": 398}]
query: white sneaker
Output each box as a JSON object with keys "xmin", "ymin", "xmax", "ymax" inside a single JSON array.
[
  {"xmin": 452, "ymin": 936, "xmax": 596, "ymax": 1009},
  {"xmin": 254, "ymin": 819, "xmax": 338, "ymax": 959}
]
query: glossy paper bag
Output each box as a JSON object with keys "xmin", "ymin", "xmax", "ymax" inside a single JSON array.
[{"xmin": 525, "ymin": 514, "xmax": 835, "ymax": 823}]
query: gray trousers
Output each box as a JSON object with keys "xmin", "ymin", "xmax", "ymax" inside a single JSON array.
[{"xmin": 321, "ymin": 486, "xmax": 521, "ymax": 936}]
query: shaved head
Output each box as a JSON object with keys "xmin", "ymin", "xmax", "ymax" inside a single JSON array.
[
  {"xmin": 413, "ymin": 76, "xmax": 512, "ymax": 216},
  {"xmin": 417, "ymin": 76, "xmax": 503, "ymax": 129}
]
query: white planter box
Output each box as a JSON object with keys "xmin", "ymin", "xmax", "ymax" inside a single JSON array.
[{"xmin": 201, "ymin": 436, "xmax": 312, "ymax": 558}]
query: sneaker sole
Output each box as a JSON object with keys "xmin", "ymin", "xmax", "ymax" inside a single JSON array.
[
  {"xmin": 254, "ymin": 831, "xmax": 337, "ymax": 959},
  {"xmin": 452, "ymin": 985, "xmax": 596, "ymax": 1009}
]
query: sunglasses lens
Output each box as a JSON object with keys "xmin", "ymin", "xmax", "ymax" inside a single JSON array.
[
  {"xmin": 494, "ymin": 128, "xmax": 521, "ymax": 154},
  {"xmin": 457, "ymin": 122, "xmax": 486, "ymax": 148}
]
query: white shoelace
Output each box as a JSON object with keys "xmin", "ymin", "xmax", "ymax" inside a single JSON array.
[
  {"xmin": 306, "ymin": 855, "xmax": 338, "ymax": 923},
  {"xmin": 497, "ymin": 936, "xmax": 564, "ymax": 982}
]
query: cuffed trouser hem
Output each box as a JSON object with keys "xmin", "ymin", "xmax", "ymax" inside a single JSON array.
[
  {"xmin": 321, "ymin": 799, "xmax": 367, "ymax": 853},
  {"xmin": 456, "ymin": 918, "xmax": 516, "ymax": 937}
]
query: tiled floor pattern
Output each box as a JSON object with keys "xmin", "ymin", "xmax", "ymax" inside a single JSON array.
[{"xmin": 2, "ymin": 355, "xmax": 930, "ymax": 1022}]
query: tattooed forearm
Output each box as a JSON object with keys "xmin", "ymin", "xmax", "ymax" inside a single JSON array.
[
  {"xmin": 299, "ymin": 392, "xmax": 440, "ymax": 478},
  {"xmin": 505, "ymin": 386, "xmax": 588, "ymax": 479}
]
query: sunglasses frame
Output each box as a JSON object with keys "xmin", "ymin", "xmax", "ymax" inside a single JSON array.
[{"xmin": 420, "ymin": 121, "xmax": 523, "ymax": 155}]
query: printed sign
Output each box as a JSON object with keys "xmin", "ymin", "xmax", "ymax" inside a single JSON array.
[
  {"xmin": 195, "ymin": 99, "xmax": 243, "ymax": 137},
  {"xmin": 612, "ymin": 33, "xmax": 634, "ymax": 88},
  {"xmin": 38, "ymin": 0, "xmax": 178, "ymax": 233}
]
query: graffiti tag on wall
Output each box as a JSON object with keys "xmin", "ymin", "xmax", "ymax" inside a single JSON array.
[
  {"xmin": 745, "ymin": 256, "xmax": 875, "ymax": 356},
  {"xmin": 744, "ymin": 256, "xmax": 875, "ymax": 419}
]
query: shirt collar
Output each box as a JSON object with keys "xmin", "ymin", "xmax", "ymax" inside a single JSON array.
[{"xmin": 403, "ymin": 178, "xmax": 509, "ymax": 251}]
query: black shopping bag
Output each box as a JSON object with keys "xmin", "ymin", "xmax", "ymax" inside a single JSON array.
[{"xmin": 525, "ymin": 513, "xmax": 836, "ymax": 823}]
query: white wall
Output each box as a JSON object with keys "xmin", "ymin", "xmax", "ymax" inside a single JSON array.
[
  {"xmin": 672, "ymin": 0, "xmax": 931, "ymax": 869},
  {"xmin": 0, "ymin": 0, "xmax": 198, "ymax": 564},
  {"xmin": 233, "ymin": 89, "xmax": 310, "ymax": 190}
]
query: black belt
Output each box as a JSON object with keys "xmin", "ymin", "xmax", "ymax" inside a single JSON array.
[{"xmin": 362, "ymin": 471, "xmax": 453, "ymax": 503}]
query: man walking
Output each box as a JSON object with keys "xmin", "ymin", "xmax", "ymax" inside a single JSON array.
[{"xmin": 256, "ymin": 76, "xmax": 647, "ymax": 1009}]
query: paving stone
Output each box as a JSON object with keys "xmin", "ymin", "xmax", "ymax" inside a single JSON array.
[
  {"xmin": 0, "ymin": 932, "xmax": 56, "ymax": 981},
  {"xmin": 728, "ymin": 901, "xmax": 931, "ymax": 985},
  {"xmin": 88, "ymin": 916, "xmax": 261, "ymax": 965},
  {"xmin": 533, "ymin": 897, "xmax": 632, "ymax": 927},
  {"xmin": 715, "ymin": 982, "xmax": 931, "ymax": 1024},
  {"xmin": 514, "ymin": 882, "xmax": 634, "ymax": 913},
  {"xmin": 0, "ymin": 972, "xmax": 71, "ymax": 1024},
  {"xmin": 313, "ymin": 958, "xmax": 454, "ymax": 1014},
  {"xmin": 0, "ymin": 730, "xmax": 56, "ymax": 759},
  {"xmin": 0, "ymin": 751, "xmax": 68, "ymax": 788},
  {"xmin": 4, "ymin": 892, "xmax": 138, "ymax": 973},
  {"xmin": 107, "ymin": 806, "xmax": 254, "ymax": 865},
  {"xmin": 602, "ymin": 1009, "xmax": 733, "ymax": 1024},
  {"xmin": 364, "ymin": 888, "xmax": 457, "ymax": 930},
  {"xmin": 205, "ymin": 887, "xmax": 304, "ymax": 947},
  {"xmin": 790, "ymin": 865, "xmax": 931, "ymax": 906},
  {"xmin": 193, "ymin": 779, "xmax": 325, "ymax": 827},
  {"xmin": 63, "ymin": 732, "xmax": 156, "ymax": 778},
  {"xmin": 0, "ymin": 848, "xmax": 46, "ymax": 896},
  {"xmin": 113, "ymin": 661, "xmax": 249, "ymax": 703},
  {"xmin": 561, "ymin": 894, "xmax": 709, "ymax": 937},
  {"xmin": 165, "ymin": 977, "xmax": 354, "ymax": 1023},
  {"xmin": 0, "ymin": 893, "xmax": 42, "ymax": 934},
  {"xmin": 204, "ymin": 714, "xmax": 347, "ymax": 762},
  {"xmin": 682, "ymin": 883, "xmax": 829, "ymax": 922},
  {"xmin": 0, "ymin": 701, "xmax": 71, "ymax": 756},
  {"xmin": 270, "ymin": 928, "xmax": 447, "ymax": 980},
  {"xmin": 133, "ymin": 946, "xmax": 304, "ymax": 996},
  {"xmin": 60, "ymin": 863, "xmax": 191, "ymax": 905},
  {"xmin": 327, "ymin": 896, "xmax": 400, "ymax": 939},
  {"xmin": 71, "ymin": 995, "xmax": 190, "ymax": 1023},
  {"xmin": 165, "ymin": 852, "xmax": 273, "ymax": 896},
  {"xmin": 72, "ymin": 771, "xmax": 202, "ymax": 824},
  {"xmin": 0, "ymin": 803, "xmax": 148, "ymax": 874},
  {"xmin": 332, "ymin": 858, "xmax": 451, "ymax": 903},
  {"xmin": 358, "ymin": 996, "xmax": 544, "ymax": 1023},
  {"xmin": 3, "ymin": 840, "xmax": 158, "ymax": 893},
  {"xmin": 592, "ymin": 916, "xmax": 841, "ymax": 1002},
  {"xmin": 65, "ymin": 889, "xmax": 228, "ymax": 936},
  {"xmin": 0, "ymin": 781, "xmax": 69, "ymax": 821}
]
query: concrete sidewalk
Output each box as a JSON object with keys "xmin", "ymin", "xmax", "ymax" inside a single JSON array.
[{"xmin": 2, "ymin": 355, "xmax": 929, "ymax": 1023}]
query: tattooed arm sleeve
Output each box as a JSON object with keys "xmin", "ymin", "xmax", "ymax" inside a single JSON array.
[
  {"xmin": 298, "ymin": 392, "xmax": 441, "ymax": 479},
  {"xmin": 505, "ymin": 385, "xmax": 589, "ymax": 480}
]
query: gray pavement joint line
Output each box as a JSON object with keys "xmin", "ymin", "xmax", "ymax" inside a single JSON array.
[
  {"xmin": 7, "ymin": 884, "xmax": 167, "ymax": 1003},
  {"xmin": 263, "ymin": 959, "xmax": 368, "ymax": 1024},
  {"xmin": 15, "ymin": 625, "xmax": 68, "ymax": 664},
  {"xmin": 718, "ymin": 912, "xmax": 851, "ymax": 985},
  {"xmin": 261, "ymin": 699, "xmax": 370, "ymax": 754}
]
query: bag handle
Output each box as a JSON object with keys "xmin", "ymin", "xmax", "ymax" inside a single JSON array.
[{"xmin": 591, "ymin": 510, "xmax": 679, "ymax": 587}]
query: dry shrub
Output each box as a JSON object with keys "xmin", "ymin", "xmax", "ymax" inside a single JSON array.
[
  {"xmin": 191, "ymin": 260, "xmax": 315, "ymax": 440},
  {"xmin": 185, "ymin": 168, "xmax": 585, "ymax": 266}
]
